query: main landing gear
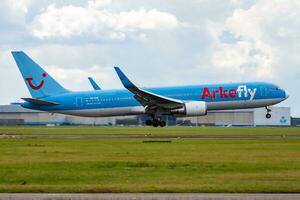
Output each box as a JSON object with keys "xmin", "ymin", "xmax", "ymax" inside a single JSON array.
[
  {"xmin": 265, "ymin": 106, "xmax": 271, "ymax": 119},
  {"xmin": 145, "ymin": 118, "xmax": 166, "ymax": 127}
]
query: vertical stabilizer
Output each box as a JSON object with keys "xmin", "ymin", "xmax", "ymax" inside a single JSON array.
[{"xmin": 12, "ymin": 51, "xmax": 68, "ymax": 98}]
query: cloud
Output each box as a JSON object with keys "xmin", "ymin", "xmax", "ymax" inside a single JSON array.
[
  {"xmin": 230, "ymin": 0, "xmax": 257, "ymax": 9},
  {"xmin": 210, "ymin": 0, "xmax": 300, "ymax": 80},
  {"xmin": 0, "ymin": 0, "xmax": 32, "ymax": 27},
  {"xmin": 11, "ymin": 0, "xmax": 32, "ymax": 14},
  {"xmin": 88, "ymin": 0, "xmax": 112, "ymax": 8},
  {"xmin": 46, "ymin": 65, "xmax": 117, "ymax": 91},
  {"xmin": 0, "ymin": 0, "xmax": 299, "ymax": 115},
  {"xmin": 31, "ymin": 0, "xmax": 179, "ymax": 40},
  {"xmin": 212, "ymin": 39, "xmax": 276, "ymax": 79}
]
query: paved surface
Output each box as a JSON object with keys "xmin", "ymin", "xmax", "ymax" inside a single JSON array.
[
  {"xmin": 0, "ymin": 193, "xmax": 300, "ymax": 200},
  {"xmin": 1, "ymin": 134, "xmax": 299, "ymax": 139}
]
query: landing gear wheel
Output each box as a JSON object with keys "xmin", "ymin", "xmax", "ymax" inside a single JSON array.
[
  {"xmin": 159, "ymin": 121, "xmax": 166, "ymax": 127},
  {"xmin": 266, "ymin": 113, "xmax": 271, "ymax": 119},
  {"xmin": 265, "ymin": 106, "xmax": 272, "ymax": 119},
  {"xmin": 152, "ymin": 119, "xmax": 159, "ymax": 127},
  {"xmin": 145, "ymin": 119, "xmax": 153, "ymax": 126}
]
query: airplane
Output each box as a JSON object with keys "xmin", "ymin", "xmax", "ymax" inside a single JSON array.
[{"xmin": 11, "ymin": 51, "xmax": 289, "ymax": 127}]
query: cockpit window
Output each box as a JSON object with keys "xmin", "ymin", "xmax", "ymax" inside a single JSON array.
[{"xmin": 276, "ymin": 86, "xmax": 281, "ymax": 90}]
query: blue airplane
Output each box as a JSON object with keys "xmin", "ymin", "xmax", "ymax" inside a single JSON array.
[{"xmin": 12, "ymin": 51, "xmax": 289, "ymax": 127}]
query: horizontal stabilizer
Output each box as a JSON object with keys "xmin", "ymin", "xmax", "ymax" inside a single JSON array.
[{"xmin": 22, "ymin": 98, "xmax": 59, "ymax": 106}]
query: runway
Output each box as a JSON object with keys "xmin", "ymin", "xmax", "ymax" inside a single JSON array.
[
  {"xmin": 0, "ymin": 193, "xmax": 299, "ymax": 200},
  {"xmin": 0, "ymin": 134, "xmax": 299, "ymax": 139}
]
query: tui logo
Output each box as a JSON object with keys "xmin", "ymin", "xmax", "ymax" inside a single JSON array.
[{"xmin": 25, "ymin": 72, "xmax": 46, "ymax": 90}]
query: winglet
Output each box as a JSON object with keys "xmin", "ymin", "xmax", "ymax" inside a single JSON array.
[
  {"xmin": 88, "ymin": 77, "xmax": 101, "ymax": 90},
  {"xmin": 114, "ymin": 66, "xmax": 136, "ymax": 89}
]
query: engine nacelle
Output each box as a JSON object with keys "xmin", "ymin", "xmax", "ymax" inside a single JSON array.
[{"xmin": 172, "ymin": 101, "xmax": 207, "ymax": 116}]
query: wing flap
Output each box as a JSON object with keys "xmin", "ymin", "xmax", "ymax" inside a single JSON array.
[{"xmin": 136, "ymin": 88, "xmax": 183, "ymax": 108}]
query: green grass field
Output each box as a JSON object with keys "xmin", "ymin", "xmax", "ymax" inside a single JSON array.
[
  {"xmin": 0, "ymin": 126, "xmax": 300, "ymax": 136},
  {"xmin": 0, "ymin": 126, "xmax": 300, "ymax": 193}
]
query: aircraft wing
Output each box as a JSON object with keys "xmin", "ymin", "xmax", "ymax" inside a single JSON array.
[{"xmin": 114, "ymin": 67, "xmax": 184, "ymax": 110}]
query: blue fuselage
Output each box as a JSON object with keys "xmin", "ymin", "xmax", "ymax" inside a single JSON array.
[{"xmin": 22, "ymin": 82, "xmax": 288, "ymax": 117}]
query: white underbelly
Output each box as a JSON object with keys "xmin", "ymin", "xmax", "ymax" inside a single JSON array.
[
  {"xmin": 207, "ymin": 98, "xmax": 285, "ymax": 110},
  {"xmin": 56, "ymin": 106, "xmax": 145, "ymax": 117}
]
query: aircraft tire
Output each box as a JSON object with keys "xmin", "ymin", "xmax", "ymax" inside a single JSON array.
[
  {"xmin": 145, "ymin": 119, "xmax": 153, "ymax": 126},
  {"xmin": 152, "ymin": 119, "xmax": 159, "ymax": 127},
  {"xmin": 266, "ymin": 113, "xmax": 271, "ymax": 119},
  {"xmin": 159, "ymin": 121, "xmax": 166, "ymax": 127}
]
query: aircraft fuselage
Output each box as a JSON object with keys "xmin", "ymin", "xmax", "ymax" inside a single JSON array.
[{"xmin": 22, "ymin": 82, "xmax": 288, "ymax": 117}]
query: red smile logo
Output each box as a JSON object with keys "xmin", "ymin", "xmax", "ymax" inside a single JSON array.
[{"xmin": 25, "ymin": 73, "xmax": 46, "ymax": 90}]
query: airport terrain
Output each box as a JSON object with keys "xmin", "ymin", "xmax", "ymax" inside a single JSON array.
[
  {"xmin": 0, "ymin": 127, "xmax": 300, "ymax": 193},
  {"xmin": 0, "ymin": 126, "xmax": 299, "ymax": 136}
]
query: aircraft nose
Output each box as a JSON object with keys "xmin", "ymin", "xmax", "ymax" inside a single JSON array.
[{"xmin": 285, "ymin": 90, "xmax": 290, "ymax": 99}]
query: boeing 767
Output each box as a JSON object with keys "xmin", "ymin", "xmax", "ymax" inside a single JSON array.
[{"xmin": 12, "ymin": 51, "xmax": 289, "ymax": 127}]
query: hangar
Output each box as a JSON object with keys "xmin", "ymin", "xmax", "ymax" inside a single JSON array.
[
  {"xmin": 0, "ymin": 104, "xmax": 291, "ymax": 126},
  {"xmin": 181, "ymin": 107, "xmax": 291, "ymax": 126}
]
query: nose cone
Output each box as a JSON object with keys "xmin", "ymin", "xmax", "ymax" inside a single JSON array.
[{"xmin": 285, "ymin": 90, "xmax": 290, "ymax": 99}]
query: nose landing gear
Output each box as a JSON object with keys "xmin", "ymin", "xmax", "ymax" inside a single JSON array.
[
  {"xmin": 265, "ymin": 107, "xmax": 272, "ymax": 119},
  {"xmin": 266, "ymin": 113, "xmax": 271, "ymax": 119}
]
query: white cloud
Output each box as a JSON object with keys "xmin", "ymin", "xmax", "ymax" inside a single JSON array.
[
  {"xmin": 88, "ymin": 0, "xmax": 112, "ymax": 9},
  {"xmin": 1, "ymin": 0, "xmax": 299, "ymax": 115},
  {"xmin": 46, "ymin": 65, "xmax": 119, "ymax": 91},
  {"xmin": 0, "ymin": 0, "xmax": 32, "ymax": 26},
  {"xmin": 230, "ymin": 0, "xmax": 256, "ymax": 8},
  {"xmin": 31, "ymin": 1, "xmax": 178, "ymax": 40},
  {"xmin": 212, "ymin": 41, "xmax": 276, "ymax": 78},
  {"xmin": 11, "ymin": 0, "xmax": 32, "ymax": 13},
  {"xmin": 210, "ymin": 0, "xmax": 300, "ymax": 80}
]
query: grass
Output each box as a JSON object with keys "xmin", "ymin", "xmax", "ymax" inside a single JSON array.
[
  {"xmin": 0, "ymin": 126, "xmax": 300, "ymax": 193},
  {"xmin": 0, "ymin": 126, "xmax": 299, "ymax": 136}
]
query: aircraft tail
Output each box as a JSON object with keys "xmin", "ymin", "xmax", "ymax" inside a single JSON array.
[{"xmin": 11, "ymin": 51, "xmax": 69, "ymax": 98}]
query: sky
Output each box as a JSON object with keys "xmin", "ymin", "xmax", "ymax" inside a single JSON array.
[{"xmin": 0, "ymin": 0, "xmax": 299, "ymax": 116}]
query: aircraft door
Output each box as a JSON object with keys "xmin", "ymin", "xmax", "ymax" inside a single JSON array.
[
  {"xmin": 260, "ymin": 86, "xmax": 267, "ymax": 97},
  {"xmin": 76, "ymin": 97, "xmax": 83, "ymax": 107}
]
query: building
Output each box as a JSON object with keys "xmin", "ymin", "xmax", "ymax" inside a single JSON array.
[
  {"xmin": 0, "ymin": 105, "xmax": 116, "ymax": 125},
  {"xmin": 0, "ymin": 104, "xmax": 291, "ymax": 126},
  {"xmin": 181, "ymin": 107, "xmax": 291, "ymax": 126},
  {"xmin": 291, "ymin": 118, "xmax": 300, "ymax": 127}
]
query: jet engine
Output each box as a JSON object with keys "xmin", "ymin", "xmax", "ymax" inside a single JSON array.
[{"xmin": 171, "ymin": 101, "xmax": 207, "ymax": 116}]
